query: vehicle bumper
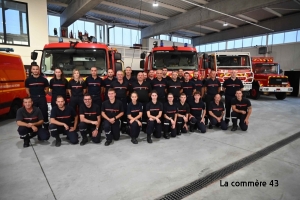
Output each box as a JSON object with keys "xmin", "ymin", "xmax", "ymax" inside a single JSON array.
[
  {"xmin": 259, "ymin": 87, "xmax": 293, "ymax": 92},
  {"xmin": 242, "ymin": 83, "xmax": 252, "ymax": 91}
]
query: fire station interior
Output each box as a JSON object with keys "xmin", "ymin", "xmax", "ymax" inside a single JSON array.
[{"xmin": 1, "ymin": 0, "xmax": 300, "ymax": 199}]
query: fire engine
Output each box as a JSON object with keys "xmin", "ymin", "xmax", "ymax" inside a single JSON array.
[
  {"xmin": 30, "ymin": 37, "xmax": 123, "ymax": 105},
  {"xmin": 250, "ymin": 57, "xmax": 292, "ymax": 100}
]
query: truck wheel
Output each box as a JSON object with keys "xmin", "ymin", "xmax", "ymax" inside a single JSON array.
[
  {"xmin": 275, "ymin": 93, "xmax": 286, "ymax": 100},
  {"xmin": 250, "ymin": 86, "xmax": 260, "ymax": 100},
  {"xmin": 8, "ymin": 99, "xmax": 22, "ymax": 118}
]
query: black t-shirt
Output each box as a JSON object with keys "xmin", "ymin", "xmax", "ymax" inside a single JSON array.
[
  {"xmin": 178, "ymin": 102, "xmax": 190, "ymax": 116},
  {"xmin": 146, "ymin": 101, "xmax": 163, "ymax": 117},
  {"xmin": 110, "ymin": 80, "xmax": 128, "ymax": 99},
  {"xmin": 50, "ymin": 105, "xmax": 76, "ymax": 126},
  {"xmin": 191, "ymin": 79, "xmax": 203, "ymax": 93},
  {"xmin": 79, "ymin": 103, "xmax": 100, "ymax": 121},
  {"xmin": 181, "ymin": 80, "xmax": 195, "ymax": 96},
  {"xmin": 146, "ymin": 77, "xmax": 154, "ymax": 84},
  {"xmin": 127, "ymin": 102, "xmax": 143, "ymax": 118},
  {"xmin": 25, "ymin": 75, "xmax": 49, "ymax": 95},
  {"xmin": 223, "ymin": 78, "xmax": 244, "ymax": 96},
  {"xmin": 68, "ymin": 79, "xmax": 87, "ymax": 96},
  {"xmin": 103, "ymin": 77, "xmax": 117, "ymax": 99},
  {"xmin": 231, "ymin": 97, "xmax": 251, "ymax": 112},
  {"xmin": 151, "ymin": 78, "xmax": 167, "ymax": 98},
  {"xmin": 163, "ymin": 76, "xmax": 171, "ymax": 82},
  {"xmin": 205, "ymin": 78, "xmax": 221, "ymax": 96},
  {"xmin": 189, "ymin": 100, "xmax": 205, "ymax": 119},
  {"xmin": 50, "ymin": 78, "xmax": 68, "ymax": 96},
  {"xmin": 177, "ymin": 76, "xmax": 184, "ymax": 82},
  {"xmin": 163, "ymin": 102, "xmax": 177, "ymax": 119},
  {"xmin": 209, "ymin": 101, "xmax": 225, "ymax": 117},
  {"xmin": 16, "ymin": 106, "xmax": 43, "ymax": 124},
  {"xmin": 167, "ymin": 79, "xmax": 182, "ymax": 98},
  {"xmin": 124, "ymin": 76, "xmax": 136, "ymax": 86},
  {"xmin": 101, "ymin": 99, "xmax": 124, "ymax": 118},
  {"xmin": 131, "ymin": 81, "xmax": 152, "ymax": 103},
  {"xmin": 85, "ymin": 75, "xmax": 103, "ymax": 95}
]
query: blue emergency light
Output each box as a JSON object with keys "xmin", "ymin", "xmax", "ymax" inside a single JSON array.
[
  {"xmin": 184, "ymin": 43, "xmax": 188, "ymax": 47},
  {"xmin": 59, "ymin": 37, "xmax": 63, "ymax": 43}
]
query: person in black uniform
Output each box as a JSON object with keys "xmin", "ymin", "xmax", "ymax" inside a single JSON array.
[
  {"xmin": 189, "ymin": 91, "xmax": 206, "ymax": 133},
  {"xmin": 177, "ymin": 93, "xmax": 190, "ymax": 135},
  {"xmin": 127, "ymin": 92, "xmax": 143, "ymax": 144},
  {"xmin": 146, "ymin": 70, "xmax": 155, "ymax": 83},
  {"xmin": 111, "ymin": 70, "xmax": 129, "ymax": 133},
  {"xmin": 177, "ymin": 69, "xmax": 184, "ymax": 82},
  {"xmin": 163, "ymin": 93, "xmax": 178, "ymax": 139},
  {"xmin": 208, "ymin": 94, "xmax": 228, "ymax": 130},
  {"xmin": 204, "ymin": 70, "xmax": 221, "ymax": 125},
  {"xmin": 143, "ymin": 72, "xmax": 148, "ymax": 81},
  {"xmin": 78, "ymin": 94, "xmax": 101, "ymax": 146},
  {"xmin": 223, "ymin": 70, "xmax": 244, "ymax": 124},
  {"xmin": 68, "ymin": 69, "xmax": 87, "ymax": 112},
  {"xmin": 182, "ymin": 72, "xmax": 196, "ymax": 104},
  {"xmin": 167, "ymin": 71, "xmax": 182, "ymax": 103},
  {"xmin": 101, "ymin": 88, "xmax": 124, "ymax": 146},
  {"xmin": 49, "ymin": 67, "xmax": 68, "ymax": 108},
  {"xmin": 85, "ymin": 67, "xmax": 103, "ymax": 108},
  {"xmin": 25, "ymin": 65, "xmax": 49, "ymax": 130},
  {"xmin": 191, "ymin": 71, "xmax": 204, "ymax": 97},
  {"xmin": 231, "ymin": 90, "xmax": 252, "ymax": 131},
  {"xmin": 151, "ymin": 69, "xmax": 167, "ymax": 104},
  {"xmin": 49, "ymin": 96, "xmax": 79, "ymax": 147},
  {"xmin": 146, "ymin": 90, "xmax": 163, "ymax": 143},
  {"xmin": 103, "ymin": 69, "xmax": 116, "ymax": 100},
  {"xmin": 124, "ymin": 66, "xmax": 136, "ymax": 86},
  {"xmin": 162, "ymin": 67, "xmax": 171, "ymax": 81},
  {"xmin": 16, "ymin": 97, "xmax": 50, "ymax": 147}
]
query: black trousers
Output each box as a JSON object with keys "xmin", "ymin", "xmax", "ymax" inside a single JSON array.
[
  {"xmin": 17, "ymin": 126, "xmax": 50, "ymax": 140},
  {"xmin": 209, "ymin": 117, "xmax": 228, "ymax": 130},
  {"xmin": 225, "ymin": 95, "xmax": 235, "ymax": 123},
  {"xmin": 103, "ymin": 119, "xmax": 120, "ymax": 141},
  {"xmin": 128, "ymin": 120, "xmax": 141, "ymax": 139},
  {"xmin": 146, "ymin": 119, "xmax": 162, "ymax": 138},
  {"xmin": 49, "ymin": 124, "xmax": 79, "ymax": 144},
  {"xmin": 51, "ymin": 95, "xmax": 67, "ymax": 108},
  {"xmin": 163, "ymin": 119, "xmax": 177, "ymax": 137},
  {"xmin": 91, "ymin": 95, "xmax": 102, "ymax": 109},
  {"xmin": 117, "ymin": 97, "xmax": 127, "ymax": 128},
  {"xmin": 31, "ymin": 96, "xmax": 49, "ymax": 129},
  {"xmin": 69, "ymin": 96, "xmax": 83, "ymax": 112},
  {"xmin": 231, "ymin": 111, "xmax": 248, "ymax": 131},
  {"xmin": 189, "ymin": 117, "xmax": 206, "ymax": 133},
  {"xmin": 186, "ymin": 95, "xmax": 194, "ymax": 105},
  {"xmin": 78, "ymin": 122, "xmax": 101, "ymax": 143},
  {"xmin": 205, "ymin": 94, "xmax": 214, "ymax": 118},
  {"xmin": 176, "ymin": 117, "xmax": 188, "ymax": 133}
]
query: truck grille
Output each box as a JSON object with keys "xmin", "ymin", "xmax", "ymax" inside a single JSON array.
[{"xmin": 269, "ymin": 77, "xmax": 288, "ymax": 85}]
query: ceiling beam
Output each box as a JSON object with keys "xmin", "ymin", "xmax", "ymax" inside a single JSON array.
[
  {"xmin": 191, "ymin": 0, "xmax": 209, "ymax": 4},
  {"xmin": 141, "ymin": 0, "xmax": 287, "ymax": 38},
  {"xmin": 214, "ymin": 20, "xmax": 238, "ymax": 28},
  {"xmin": 142, "ymin": 0, "xmax": 187, "ymax": 13},
  {"xmin": 263, "ymin": 7, "xmax": 282, "ymax": 17},
  {"xmin": 180, "ymin": 29, "xmax": 206, "ymax": 36},
  {"xmin": 60, "ymin": 0, "xmax": 105, "ymax": 27},
  {"xmin": 236, "ymin": 14, "xmax": 258, "ymax": 23},
  {"xmin": 47, "ymin": 0, "xmax": 67, "ymax": 7},
  {"xmin": 196, "ymin": 25, "xmax": 220, "ymax": 32}
]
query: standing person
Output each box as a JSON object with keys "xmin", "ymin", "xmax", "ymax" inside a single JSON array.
[
  {"xmin": 177, "ymin": 93, "xmax": 190, "ymax": 135},
  {"xmin": 49, "ymin": 96, "xmax": 79, "ymax": 147},
  {"xmin": 181, "ymin": 72, "xmax": 196, "ymax": 104},
  {"xmin": 68, "ymin": 69, "xmax": 87, "ymax": 112},
  {"xmin": 49, "ymin": 67, "xmax": 68, "ymax": 108},
  {"xmin": 177, "ymin": 69, "xmax": 184, "ymax": 82},
  {"xmin": 146, "ymin": 70, "xmax": 155, "ymax": 83},
  {"xmin": 124, "ymin": 66, "xmax": 136, "ymax": 86},
  {"xmin": 16, "ymin": 97, "xmax": 50, "ymax": 148},
  {"xmin": 127, "ymin": 92, "xmax": 143, "ymax": 144},
  {"xmin": 189, "ymin": 91, "xmax": 206, "ymax": 133},
  {"xmin": 25, "ymin": 65, "xmax": 49, "ymax": 130},
  {"xmin": 163, "ymin": 93, "xmax": 178, "ymax": 139},
  {"xmin": 231, "ymin": 90, "xmax": 252, "ymax": 131},
  {"xmin": 146, "ymin": 90, "xmax": 163, "ymax": 143},
  {"xmin": 208, "ymin": 94, "xmax": 228, "ymax": 130},
  {"xmin": 204, "ymin": 70, "xmax": 221, "ymax": 125},
  {"xmin": 110, "ymin": 70, "xmax": 129, "ymax": 133},
  {"xmin": 162, "ymin": 67, "xmax": 171, "ymax": 81},
  {"xmin": 151, "ymin": 69, "xmax": 167, "ymax": 104},
  {"xmin": 167, "ymin": 71, "xmax": 182, "ymax": 103},
  {"xmin": 85, "ymin": 67, "xmax": 103, "ymax": 108},
  {"xmin": 101, "ymin": 88, "xmax": 124, "ymax": 146},
  {"xmin": 78, "ymin": 94, "xmax": 101, "ymax": 146},
  {"xmin": 143, "ymin": 72, "xmax": 148, "ymax": 81},
  {"xmin": 102, "ymin": 69, "xmax": 116, "ymax": 100},
  {"xmin": 223, "ymin": 70, "xmax": 244, "ymax": 125},
  {"xmin": 191, "ymin": 71, "xmax": 204, "ymax": 97},
  {"xmin": 131, "ymin": 72, "xmax": 151, "ymax": 132}
]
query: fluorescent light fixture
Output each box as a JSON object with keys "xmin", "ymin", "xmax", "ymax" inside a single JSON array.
[
  {"xmin": 223, "ymin": 22, "xmax": 228, "ymax": 26},
  {"xmin": 153, "ymin": 0, "xmax": 158, "ymax": 6}
]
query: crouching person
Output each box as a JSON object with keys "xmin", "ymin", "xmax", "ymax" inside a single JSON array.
[
  {"xmin": 208, "ymin": 94, "xmax": 228, "ymax": 130},
  {"xmin": 176, "ymin": 93, "xmax": 190, "ymax": 135},
  {"xmin": 16, "ymin": 97, "xmax": 50, "ymax": 148},
  {"xmin": 79, "ymin": 94, "xmax": 101, "ymax": 146},
  {"xmin": 163, "ymin": 93, "xmax": 178, "ymax": 139},
  {"xmin": 49, "ymin": 96, "xmax": 79, "ymax": 147},
  {"xmin": 189, "ymin": 91, "xmax": 206, "ymax": 133}
]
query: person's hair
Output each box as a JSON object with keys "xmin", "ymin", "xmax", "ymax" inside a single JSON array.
[
  {"xmin": 184, "ymin": 72, "xmax": 189, "ymax": 76},
  {"xmin": 91, "ymin": 66, "xmax": 97, "ymax": 70},
  {"xmin": 167, "ymin": 93, "xmax": 174, "ymax": 97},
  {"xmin": 131, "ymin": 91, "xmax": 138, "ymax": 98},
  {"xmin": 23, "ymin": 97, "xmax": 32, "ymax": 102},
  {"xmin": 236, "ymin": 89, "xmax": 243, "ymax": 93},
  {"xmin": 210, "ymin": 69, "xmax": 216, "ymax": 72},
  {"xmin": 84, "ymin": 93, "xmax": 91, "ymax": 98},
  {"xmin": 137, "ymin": 72, "xmax": 143, "ymax": 76},
  {"xmin": 163, "ymin": 67, "xmax": 167, "ymax": 70},
  {"xmin": 108, "ymin": 88, "xmax": 115, "ymax": 93},
  {"xmin": 53, "ymin": 67, "xmax": 66, "ymax": 84},
  {"xmin": 126, "ymin": 66, "xmax": 131, "ymax": 70},
  {"xmin": 56, "ymin": 95, "xmax": 65, "ymax": 101},
  {"xmin": 108, "ymin": 69, "xmax": 114, "ymax": 72},
  {"xmin": 215, "ymin": 94, "xmax": 221, "ymax": 98},
  {"xmin": 172, "ymin": 71, "xmax": 178, "ymax": 74},
  {"xmin": 179, "ymin": 68, "xmax": 183, "ymax": 71},
  {"xmin": 116, "ymin": 70, "xmax": 124, "ymax": 75},
  {"xmin": 72, "ymin": 69, "xmax": 83, "ymax": 84},
  {"xmin": 180, "ymin": 93, "xmax": 186, "ymax": 97},
  {"xmin": 150, "ymin": 90, "xmax": 158, "ymax": 95},
  {"xmin": 194, "ymin": 91, "xmax": 201, "ymax": 96}
]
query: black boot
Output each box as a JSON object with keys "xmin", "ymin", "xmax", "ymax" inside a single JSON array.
[
  {"xmin": 131, "ymin": 138, "xmax": 138, "ymax": 144},
  {"xmin": 177, "ymin": 125, "xmax": 182, "ymax": 135},
  {"xmin": 80, "ymin": 135, "xmax": 88, "ymax": 146},
  {"xmin": 163, "ymin": 131, "xmax": 170, "ymax": 139},
  {"xmin": 208, "ymin": 123, "xmax": 213, "ymax": 129},
  {"xmin": 55, "ymin": 137, "xmax": 61, "ymax": 147},
  {"xmin": 23, "ymin": 138, "xmax": 30, "ymax": 148},
  {"xmin": 105, "ymin": 140, "xmax": 112, "ymax": 146},
  {"xmin": 147, "ymin": 134, "xmax": 152, "ymax": 143},
  {"xmin": 205, "ymin": 117, "xmax": 208, "ymax": 125},
  {"xmin": 189, "ymin": 124, "xmax": 195, "ymax": 132},
  {"xmin": 231, "ymin": 125, "xmax": 238, "ymax": 131}
]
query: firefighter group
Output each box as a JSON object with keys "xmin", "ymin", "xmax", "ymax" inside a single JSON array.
[{"xmin": 16, "ymin": 65, "xmax": 252, "ymax": 148}]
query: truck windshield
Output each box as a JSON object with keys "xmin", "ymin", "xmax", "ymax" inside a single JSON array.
[
  {"xmin": 216, "ymin": 55, "xmax": 250, "ymax": 67},
  {"xmin": 41, "ymin": 48, "xmax": 107, "ymax": 76},
  {"xmin": 153, "ymin": 51, "xmax": 198, "ymax": 70},
  {"xmin": 253, "ymin": 63, "xmax": 279, "ymax": 74}
]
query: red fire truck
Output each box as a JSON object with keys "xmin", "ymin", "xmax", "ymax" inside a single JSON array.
[{"xmin": 250, "ymin": 57, "xmax": 292, "ymax": 100}]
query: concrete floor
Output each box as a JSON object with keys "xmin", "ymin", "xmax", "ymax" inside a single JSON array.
[{"xmin": 0, "ymin": 96, "xmax": 300, "ymax": 200}]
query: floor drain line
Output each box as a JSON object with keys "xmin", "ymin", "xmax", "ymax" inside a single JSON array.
[{"xmin": 157, "ymin": 131, "xmax": 300, "ymax": 200}]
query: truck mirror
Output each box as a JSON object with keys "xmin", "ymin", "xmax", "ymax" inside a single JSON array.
[
  {"xmin": 31, "ymin": 51, "xmax": 38, "ymax": 60},
  {"xmin": 114, "ymin": 53, "xmax": 121, "ymax": 60},
  {"xmin": 140, "ymin": 60, "xmax": 145, "ymax": 69},
  {"xmin": 202, "ymin": 53, "xmax": 208, "ymax": 59},
  {"xmin": 140, "ymin": 52, "xmax": 146, "ymax": 59},
  {"xmin": 115, "ymin": 62, "xmax": 122, "ymax": 72}
]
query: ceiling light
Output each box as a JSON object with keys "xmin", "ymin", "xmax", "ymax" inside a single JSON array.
[
  {"xmin": 153, "ymin": 0, "xmax": 158, "ymax": 6},
  {"xmin": 223, "ymin": 22, "xmax": 228, "ymax": 26}
]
